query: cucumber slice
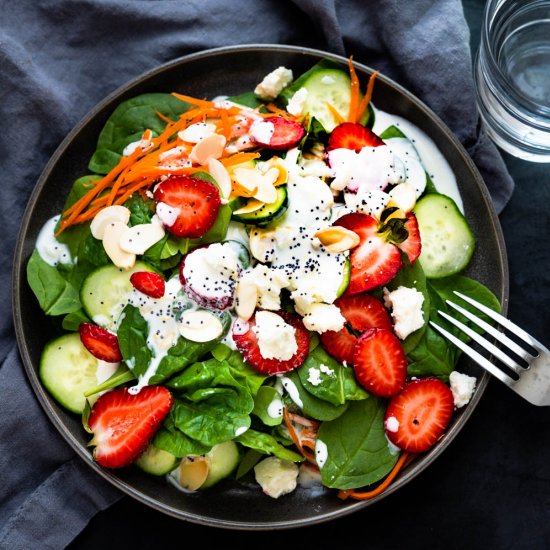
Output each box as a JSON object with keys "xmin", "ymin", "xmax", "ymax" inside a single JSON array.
[
  {"xmin": 415, "ymin": 194, "xmax": 475, "ymax": 278},
  {"xmin": 81, "ymin": 261, "xmax": 157, "ymax": 330},
  {"xmin": 201, "ymin": 440, "xmax": 240, "ymax": 489},
  {"xmin": 336, "ymin": 257, "xmax": 351, "ymax": 297},
  {"xmin": 40, "ymin": 333, "xmax": 100, "ymax": 414},
  {"xmin": 135, "ymin": 444, "xmax": 179, "ymax": 475},
  {"xmin": 231, "ymin": 186, "xmax": 287, "ymax": 227}
]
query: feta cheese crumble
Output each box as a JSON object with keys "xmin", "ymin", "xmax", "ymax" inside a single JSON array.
[
  {"xmin": 254, "ymin": 66, "xmax": 293, "ymax": 101},
  {"xmin": 301, "ymin": 303, "xmax": 346, "ymax": 334},
  {"xmin": 240, "ymin": 264, "xmax": 289, "ymax": 310},
  {"xmin": 385, "ymin": 416, "xmax": 400, "ymax": 433},
  {"xmin": 449, "ymin": 371, "xmax": 477, "ymax": 408},
  {"xmin": 307, "ymin": 367, "xmax": 322, "ymax": 386},
  {"xmin": 384, "ymin": 285, "xmax": 425, "ymax": 340},
  {"xmin": 253, "ymin": 311, "xmax": 297, "ymax": 361}
]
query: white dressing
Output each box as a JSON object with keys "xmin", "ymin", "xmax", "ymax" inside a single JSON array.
[{"xmin": 36, "ymin": 216, "xmax": 72, "ymax": 266}]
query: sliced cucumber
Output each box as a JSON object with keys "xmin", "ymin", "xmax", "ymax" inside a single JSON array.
[
  {"xmin": 135, "ymin": 444, "xmax": 179, "ymax": 475},
  {"xmin": 40, "ymin": 333, "xmax": 100, "ymax": 414},
  {"xmin": 280, "ymin": 59, "xmax": 372, "ymax": 132},
  {"xmin": 201, "ymin": 440, "xmax": 240, "ymax": 489},
  {"xmin": 336, "ymin": 257, "xmax": 351, "ymax": 297},
  {"xmin": 231, "ymin": 186, "xmax": 287, "ymax": 227},
  {"xmin": 81, "ymin": 261, "xmax": 157, "ymax": 330},
  {"xmin": 415, "ymin": 194, "xmax": 475, "ymax": 278}
]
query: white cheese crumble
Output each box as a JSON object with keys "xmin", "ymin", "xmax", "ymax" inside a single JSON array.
[
  {"xmin": 307, "ymin": 367, "xmax": 322, "ymax": 386},
  {"xmin": 385, "ymin": 416, "xmax": 400, "ymax": 433},
  {"xmin": 253, "ymin": 311, "xmax": 297, "ymax": 361},
  {"xmin": 449, "ymin": 371, "xmax": 477, "ymax": 408},
  {"xmin": 301, "ymin": 303, "xmax": 346, "ymax": 334},
  {"xmin": 384, "ymin": 285, "xmax": 425, "ymax": 340},
  {"xmin": 254, "ymin": 66, "xmax": 293, "ymax": 101},
  {"xmin": 249, "ymin": 120, "xmax": 275, "ymax": 144},
  {"xmin": 240, "ymin": 264, "xmax": 289, "ymax": 311},
  {"xmin": 286, "ymin": 87, "xmax": 309, "ymax": 116},
  {"xmin": 254, "ymin": 457, "xmax": 299, "ymax": 499},
  {"xmin": 155, "ymin": 202, "xmax": 180, "ymax": 227},
  {"xmin": 319, "ymin": 363, "xmax": 334, "ymax": 376}
]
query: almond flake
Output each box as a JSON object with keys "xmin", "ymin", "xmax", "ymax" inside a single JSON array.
[
  {"xmin": 189, "ymin": 133, "xmax": 226, "ymax": 165},
  {"xmin": 314, "ymin": 226, "xmax": 360, "ymax": 253},
  {"xmin": 207, "ymin": 158, "xmax": 232, "ymax": 199},
  {"xmin": 235, "ymin": 279, "xmax": 258, "ymax": 321},
  {"xmin": 179, "ymin": 310, "xmax": 224, "ymax": 342},
  {"xmin": 232, "ymin": 199, "xmax": 265, "ymax": 215}
]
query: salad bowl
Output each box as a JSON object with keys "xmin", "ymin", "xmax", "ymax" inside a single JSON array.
[{"xmin": 12, "ymin": 44, "xmax": 508, "ymax": 529}]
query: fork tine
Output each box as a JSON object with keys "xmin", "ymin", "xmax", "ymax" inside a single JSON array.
[
  {"xmin": 445, "ymin": 299, "xmax": 535, "ymax": 362},
  {"xmin": 437, "ymin": 310, "xmax": 525, "ymax": 376},
  {"xmin": 429, "ymin": 321, "xmax": 516, "ymax": 386},
  {"xmin": 453, "ymin": 291, "xmax": 542, "ymax": 352}
]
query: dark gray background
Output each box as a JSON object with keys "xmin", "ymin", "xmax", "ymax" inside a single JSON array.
[{"xmin": 67, "ymin": 1, "xmax": 550, "ymax": 549}]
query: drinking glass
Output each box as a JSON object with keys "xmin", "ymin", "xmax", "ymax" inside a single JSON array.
[{"xmin": 474, "ymin": 0, "xmax": 550, "ymax": 162}]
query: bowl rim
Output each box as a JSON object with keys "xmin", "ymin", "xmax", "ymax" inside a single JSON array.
[{"xmin": 12, "ymin": 43, "xmax": 509, "ymax": 529}]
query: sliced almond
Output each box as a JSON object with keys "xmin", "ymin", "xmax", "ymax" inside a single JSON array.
[
  {"xmin": 235, "ymin": 279, "xmax": 258, "ymax": 321},
  {"xmin": 260, "ymin": 157, "xmax": 288, "ymax": 186},
  {"xmin": 232, "ymin": 167, "xmax": 262, "ymax": 195},
  {"xmin": 90, "ymin": 206, "xmax": 131, "ymax": 240},
  {"xmin": 253, "ymin": 168, "xmax": 279, "ymax": 203},
  {"xmin": 119, "ymin": 223, "xmax": 165, "ymax": 255},
  {"xmin": 178, "ymin": 456, "xmax": 210, "ymax": 491},
  {"xmin": 232, "ymin": 199, "xmax": 265, "ymax": 216},
  {"xmin": 249, "ymin": 228, "xmax": 277, "ymax": 262},
  {"xmin": 102, "ymin": 221, "xmax": 136, "ymax": 269},
  {"xmin": 207, "ymin": 158, "xmax": 232, "ymax": 199},
  {"xmin": 189, "ymin": 133, "xmax": 226, "ymax": 165},
  {"xmin": 178, "ymin": 122, "xmax": 217, "ymax": 144},
  {"xmin": 179, "ymin": 310, "xmax": 224, "ymax": 342},
  {"xmin": 314, "ymin": 226, "xmax": 360, "ymax": 253},
  {"xmin": 388, "ymin": 183, "xmax": 417, "ymax": 213}
]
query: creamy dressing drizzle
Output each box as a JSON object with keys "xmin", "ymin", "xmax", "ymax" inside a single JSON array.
[
  {"xmin": 267, "ymin": 396, "xmax": 284, "ymax": 419},
  {"xmin": 36, "ymin": 215, "xmax": 72, "ymax": 266},
  {"xmin": 372, "ymin": 106, "xmax": 463, "ymax": 211},
  {"xmin": 279, "ymin": 375, "xmax": 304, "ymax": 409},
  {"xmin": 315, "ymin": 439, "xmax": 328, "ymax": 469}
]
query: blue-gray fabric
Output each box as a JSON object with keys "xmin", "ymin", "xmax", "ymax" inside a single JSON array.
[{"xmin": 0, "ymin": 0, "xmax": 514, "ymax": 547}]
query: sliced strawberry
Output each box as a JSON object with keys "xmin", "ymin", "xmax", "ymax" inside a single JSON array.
[
  {"xmin": 88, "ymin": 386, "xmax": 173, "ymax": 468},
  {"xmin": 130, "ymin": 271, "xmax": 165, "ymax": 299},
  {"xmin": 328, "ymin": 122, "xmax": 384, "ymax": 152},
  {"xmin": 320, "ymin": 294, "xmax": 392, "ymax": 365},
  {"xmin": 385, "ymin": 378, "xmax": 454, "ymax": 453},
  {"xmin": 353, "ymin": 328, "xmax": 408, "ymax": 397},
  {"xmin": 397, "ymin": 213, "xmax": 422, "ymax": 264},
  {"xmin": 153, "ymin": 175, "xmax": 221, "ymax": 238},
  {"xmin": 251, "ymin": 116, "xmax": 305, "ymax": 150},
  {"xmin": 79, "ymin": 323, "xmax": 122, "ymax": 363},
  {"xmin": 335, "ymin": 212, "xmax": 402, "ymax": 294},
  {"xmin": 232, "ymin": 311, "xmax": 310, "ymax": 375}
]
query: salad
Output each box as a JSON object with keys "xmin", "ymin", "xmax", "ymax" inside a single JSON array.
[{"xmin": 27, "ymin": 58, "xmax": 500, "ymax": 500}]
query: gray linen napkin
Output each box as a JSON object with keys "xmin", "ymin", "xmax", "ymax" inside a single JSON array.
[{"xmin": 0, "ymin": 0, "xmax": 514, "ymax": 547}]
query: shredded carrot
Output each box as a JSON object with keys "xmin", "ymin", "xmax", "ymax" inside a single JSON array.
[
  {"xmin": 155, "ymin": 111, "xmax": 173, "ymax": 124},
  {"xmin": 337, "ymin": 452, "xmax": 411, "ymax": 501},
  {"xmin": 347, "ymin": 56, "xmax": 360, "ymax": 123},
  {"xmin": 282, "ymin": 407, "xmax": 318, "ymax": 464},
  {"xmin": 220, "ymin": 151, "xmax": 260, "ymax": 167},
  {"xmin": 265, "ymin": 103, "xmax": 298, "ymax": 120},
  {"xmin": 171, "ymin": 93, "xmax": 214, "ymax": 108},
  {"xmin": 356, "ymin": 70, "xmax": 379, "ymax": 123},
  {"xmin": 325, "ymin": 102, "xmax": 345, "ymax": 125}
]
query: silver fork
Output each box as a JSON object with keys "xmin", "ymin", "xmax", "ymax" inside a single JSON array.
[{"xmin": 430, "ymin": 291, "xmax": 550, "ymax": 406}]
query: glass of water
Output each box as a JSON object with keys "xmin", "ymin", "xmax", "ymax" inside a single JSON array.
[{"xmin": 474, "ymin": 0, "xmax": 550, "ymax": 162}]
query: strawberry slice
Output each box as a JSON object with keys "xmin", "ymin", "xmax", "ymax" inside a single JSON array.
[
  {"xmin": 88, "ymin": 386, "xmax": 173, "ymax": 468},
  {"xmin": 130, "ymin": 271, "xmax": 165, "ymax": 299},
  {"xmin": 79, "ymin": 323, "xmax": 122, "ymax": 363},
  {"xmin": 153, "ymin": 175, "xmax": 221, "ymax": 238},
  {"xmin": 397, "ymin": 213, "xmax": 422, "ymax": 264},
  {"xmin": 328, "ymin": 122, "xmax": 384, "ymax": 152},
  {"xmin": 335, "ymin": 212, "xmax": 402, "ymax": 294},
  {"xmin": 320, "ymin": 294, "xmax": 392, "ymax": 365},
  {"xmin": 385, "ymin": 378, "xmax": 454, "ymax": 453},
  {"xmin": 353, "ymin": 328, "xmax": 408, "ymax": 397},
  {"xmin": 232, "ymin": 311, "xmax": 310, "ymax": 375},
  {"xmin": 251, "ymin": 116, "xmax": 305, "ymax": 150}
]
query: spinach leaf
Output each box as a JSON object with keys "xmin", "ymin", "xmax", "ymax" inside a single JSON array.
[
  {"xmin": 236, "ymin": 429, "xmax": 304, "ymax": 463},
  {"xmin": 62, "ymin": 309, "xmax": 91, "ymax": 331},
  {"xmin": 124, "ymin": 194, "xmax": 155, "ymax": 226},
  {"xmin": 253, "ymin": 386, "xmax": 283, "ymax": 426},
  {"xmin": 235, "ymin": 449, "xmax": 263, "ymax": 479},
  {"xmin": 83, "ymin": 364, "xmax": 135, "ymax": 397},
  {"xmin": 317, "ymin": 398, "xmax": 398, "ymax": 490},
  {"xmin": 284, "ymin": 371, "xmax": 349, "ymax": 421},
  {"xmin": 224, "ymin": 349, "xmax": 267, "ymax": 397},
  {"xmin": 88, "ymin": 93, "xmax": 191, "ymax": 174},
  {"xmin": 229, "ymin": 91, "xmax": 265, "ymax": 110},
  {"xmin": 153, "ymin": 414, "xmax": 210, "ymax": 457},
  {"xmin": 27, "ymin": 251, "xmax": 81, "ymax": 316},
  {"xmin": 379, "ymin": 125, "xmax": 407, "ymax": 140},
  {"xmin": 116, "ymin": 305, "xmax": 152, "ymax": 379},
  {"xmin": 297, "ymin": 346, "xmax": 368, "ymax": 406}
]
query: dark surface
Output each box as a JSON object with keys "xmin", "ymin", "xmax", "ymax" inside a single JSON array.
[{"xmin": 69, "ymin": 3, "xmax": 550, "ymax": 550}]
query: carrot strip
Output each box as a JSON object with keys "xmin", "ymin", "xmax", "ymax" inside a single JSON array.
[
  {"xmin": 171, "ymin": 93, "xmax": 214, "ymax": 108},
  {"xmin": 347, "ymin": 56, "xmax": 360, "ymax": 123},
  {"xmin": 155, "ymin": 111, "xmax": 173, "ymax": 124},
  {"xmin": 325, "ymin": 102, "xmax": 345, "ymax": 125},
  {"xmin": 356, "ymin": 70, "xmax": 379, "ymax": 123},
  {"xmin": 337, "ymin": 452, "xmax": 411, "ymax": 501},
  {"xmin": 282, "ymin": 407, "xmax": 318, "ymax": 464},
  {"xmin": 221, "ymin": 151, "xmax": 260, "ymax": 167}
]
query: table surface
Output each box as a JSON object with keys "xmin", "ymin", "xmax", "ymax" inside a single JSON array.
[{"xmin": 69, "ymin": 2, "xmax": 550, "ymax": 548}]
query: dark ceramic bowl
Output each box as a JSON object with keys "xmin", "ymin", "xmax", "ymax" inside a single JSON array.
[{"xmin": 13, "ymin": 45, "xmax": 508, "ymax": 529}]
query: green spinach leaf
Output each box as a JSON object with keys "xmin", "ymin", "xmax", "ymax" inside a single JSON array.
[
  {"xmin": 317, "ymin": 398, "xmax": 398, "ymax": 490},
  {"xmin": 253, "ymin": 386, "xmax": 283, "ymax": 426},
  {"xmin": 236, "ymin": 429, "xmax": 304, "ymax": 462},
  {"xmin": 153, "ymin": 414, "xmax": 210, "ymax": 457}
]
